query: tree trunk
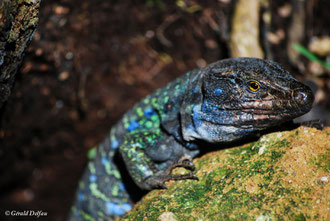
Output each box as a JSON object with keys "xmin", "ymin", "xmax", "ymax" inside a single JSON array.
[{"xmin": 0, "ymin": 0, "xmax": 40, "ymax": 109}]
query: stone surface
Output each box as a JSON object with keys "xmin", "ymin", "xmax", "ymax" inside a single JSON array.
[{"xmin": 122, "ymin": 126, "xmax": 329, "ymax": 221}]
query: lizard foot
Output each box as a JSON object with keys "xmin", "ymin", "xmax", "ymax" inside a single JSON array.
[
  {"xmin": 144, "ymin": 173, "xmax": 199, "ymax": 189},
  {"xmin": 144, "ymin": 154, "xmax": 198, "ymax": 189},
  {"xmin": 164, "ymin": 154, "xmax": 195, "ymax": 173}
]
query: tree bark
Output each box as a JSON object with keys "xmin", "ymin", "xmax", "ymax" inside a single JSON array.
[{"xmin": 0, "ymin": 0, "xmax": 40, "ymax": 109}]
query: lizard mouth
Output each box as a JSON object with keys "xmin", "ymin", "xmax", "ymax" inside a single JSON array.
[
  {"xmin": 225, "ymin": 109, "xmax": 293, "ymax": 127},
  {"xmin": 227, "ymin": 108, "xmax": 302, "ymax": 128},
  {"xmin": 197, "ymin": 106, "xmax": 297, "ymax": 129},
  {"xmin": 241, "ymin": 108, "xmax": 293, "ymax": 119},
  {"xmin": 219, "ymin": 95, "xmax": 311, "ymax": 121},
  {"xmin": 194, "ymin": 108, "xmax": 292, "ymax": 129}
]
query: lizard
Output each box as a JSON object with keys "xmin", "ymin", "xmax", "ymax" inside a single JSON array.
[{"xmin": 69, "ymin": 57, "xmax": 314, "ymax": 220}]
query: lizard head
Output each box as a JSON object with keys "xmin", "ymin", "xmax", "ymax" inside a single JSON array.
[{"xmin": 181, "ymin": 57, "xmax": 314, "ymax": 143}]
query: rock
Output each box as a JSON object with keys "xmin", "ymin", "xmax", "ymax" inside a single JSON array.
[{"xmin": 122, "ymin": 127, "xmax": 329, "ymax": 220}]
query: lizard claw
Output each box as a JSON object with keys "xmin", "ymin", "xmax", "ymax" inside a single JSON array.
[{"xmin": 165, "ymin": 173, "xmax": 199, "ymax": 181}]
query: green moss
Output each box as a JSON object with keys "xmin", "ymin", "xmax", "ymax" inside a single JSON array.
[
  {"xmin": 123, "ymin": 127, "xmax": 329, "ymax": 220},
  {"xmin": 310, "ymin": 153, "xmax": 330, "ymax": 172},
  {"xmin": 293, "ymin": 213, "xmax": 306, "ymax": 221}
]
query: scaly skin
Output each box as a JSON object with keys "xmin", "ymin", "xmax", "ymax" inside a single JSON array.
[{"xmin": 69, "ymin": 58, "xmax": 314, "ymax": 220}]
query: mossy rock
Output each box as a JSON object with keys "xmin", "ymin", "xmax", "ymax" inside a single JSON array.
[{"xmin": 122, "ymin": 127, "xmax": 329, "ymax": 221}]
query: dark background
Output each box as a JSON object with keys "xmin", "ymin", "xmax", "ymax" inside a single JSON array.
[{"xmin": 0, "ymin": 0, "xmax": 329, "ymax": 220}]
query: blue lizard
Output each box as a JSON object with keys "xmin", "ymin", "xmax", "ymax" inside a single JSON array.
[{"xmin": 69, "ymin": 57, "xmax": 314, "ymax": 220}]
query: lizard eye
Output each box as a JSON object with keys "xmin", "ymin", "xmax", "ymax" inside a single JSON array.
[{"xmin": 248, "ymin": 81, "xmax": 260, "ymax": 92}]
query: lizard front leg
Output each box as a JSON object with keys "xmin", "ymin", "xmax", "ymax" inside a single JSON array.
[{"xmin": 119, "ymin": 131, "xmax": 198, "ymax": 190}]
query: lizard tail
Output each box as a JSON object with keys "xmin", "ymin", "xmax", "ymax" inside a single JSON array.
[{"xmin": 68, "ymin": 136, "xmax": 132, "ymax": 221}]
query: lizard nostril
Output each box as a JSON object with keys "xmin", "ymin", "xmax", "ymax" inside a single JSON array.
[
  {"xmin": 294, "ymin": 91, "xmax": 307, "ymax": 103},
  {"xmin": 292, "ymin": 87, "xmax": 314, "ymax": 107}
]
